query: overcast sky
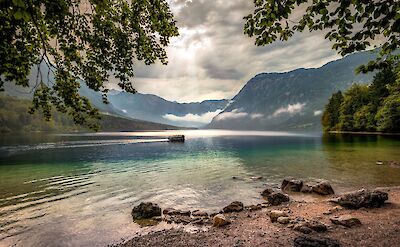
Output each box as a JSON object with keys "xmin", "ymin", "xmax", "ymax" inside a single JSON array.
[{"xmin": 125, "ymin": 0, "xmax": 341, "ymax": 103}]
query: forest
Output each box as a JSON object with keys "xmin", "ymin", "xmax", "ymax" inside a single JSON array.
[{"xmin": 322, "ymin": 65, "xmax": 400, "ymax": 132}]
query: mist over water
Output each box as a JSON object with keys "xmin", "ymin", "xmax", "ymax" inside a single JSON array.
[{"xmin": 1, "ymin": 130, "xmax": 400, "ymax": 246}]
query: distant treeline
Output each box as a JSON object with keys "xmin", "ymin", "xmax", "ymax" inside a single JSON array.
[
  {"xmin": 0, "ymin": 95, "xmax": 178, "ymax": 133},
  {"xmin": 322, "ymin": 65, "xmax": 400, "ymax": 132}
]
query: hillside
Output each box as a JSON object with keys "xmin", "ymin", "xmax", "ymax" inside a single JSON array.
[
  {"xmin": 0, "ymin": 95, "xmax": 179, "ymax": 133},
  {"xmin": 208, "ymin": 50, "xmax": 378, "ymax": 130}
]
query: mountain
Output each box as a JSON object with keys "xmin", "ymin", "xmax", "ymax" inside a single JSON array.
[
  {"xmin": 3, "ymin": 63, "xmax": 228, "ymax": 128},
  {"xmin": 0, "ymin": 95, "xmax": 180, "ymax": 133},
  {"xmin": 207, "ymin": 50, "xmax": 378, "ymax": 130},
  {"xmin": 107, "ymin": 91, "xmax": 228, "ymax": 127}
]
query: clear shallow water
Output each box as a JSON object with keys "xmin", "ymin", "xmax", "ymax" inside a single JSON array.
[{"xmin": 1, "ymin": 130, "xmax": 400, "ymax": 246}]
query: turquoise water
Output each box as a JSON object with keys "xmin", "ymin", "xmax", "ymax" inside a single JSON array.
[{"xmin": 1, "ymin": 130, "xmax": 400, "ymax": 246}]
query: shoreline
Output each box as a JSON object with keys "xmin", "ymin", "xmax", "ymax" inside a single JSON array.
[
  {"xmin": 328, "ymin": 130, "xmax": 400, "ymax": 136},
  {"xmin": 113, "ymin": 185, "xmax": 400, "ymax": 247}
]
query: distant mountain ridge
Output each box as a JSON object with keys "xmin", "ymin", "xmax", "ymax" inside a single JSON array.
[
  {"xmin": 207, "ymin": 50, "xmax": 378, "ymax": 130},
  {"xmin": 3, "ymin": 64, "xmax": 229, "ymax": 128},
  {"xmin": 107, "ymin": 90, "xmax": 228, "ymax": 127}
]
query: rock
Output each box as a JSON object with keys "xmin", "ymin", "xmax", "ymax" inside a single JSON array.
[
  {"xmin": 300, "ymin": 183, "xmax": 313, "ymax": 193},
  {"xmin": 131, "ymin": 202, "xmax": 162, "ymax": 220},
  {"xmin": 245, "ymin": 204, "xmax": 262, "ymax": 211},
  {"xmin": 165, "ymin": 214, "xmax": 192, "ymax": 225},
  {"xmin": 266, "ymin": 192, "xmax": 290, "ymax": 206},
  {"xmin": 330, "ymin": 215, "xmax": 361, "ymax": 227},
  {"xmin": 277, "ymin": 216, "xmax": 291, "ymax": 224},
  {"xmin": 307, "ymin": 220, "xmax": 328, "ymax": 232},
  {"xmin": 223, "ymin": 201, "xmax": 244, "ymax": 213},
  {"xmin": 323, "ymin": 206, "xmax": 343, "ymax": 215},
  {"xmin": 162, "ymin": 208, "xmax": 175, "ymax": 215},
  {"xmin": 293, "ymin": 224, "xmax": 313, "ymax": 234},
  {"xmin": 192, "ymin": 210, "xmax": 208, "ymax": 217},
  {"xmin": 162, "ymin": 208, "xmax": 190, "ymax": 216},
  {"xmin": 281, "ymin": 179, "xmax": 303, "ymax": 192},
  {"xmin": 331, "ymin": 189, "xmax": 388, "ymax": 209},
  {"xmin": 261, "ymin": 188, "xmax": 274, "ymax": 197},
  {"xmin": 294, "ymin": 236, "xmax": 341, "ymax": 247},
  {"xmin": 192, "ymin": 218, "xmax": 210, "ymax": 225},
  {"xmin": 312, "ymin": 181, "xmax": 335, "ymax": 195},
  {"xmin": 291, "ymin": 218, "xmax": 327, "ymax": 233},
  {"xmin": 388, "ymin": 161, "xmax": 400, "ymax": 168},
  {"xmin": 269, "ymin": 210, "xmax": 288, "ymax": 222},
  {"xmin": 213, "ymin": 214, "xmax": 230, "ymax": 227}
]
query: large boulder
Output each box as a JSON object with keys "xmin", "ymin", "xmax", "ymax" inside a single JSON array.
[
  {"xmin": 213, "ymin": 214, "xmax": 230, "ymax": 227},
  {"xmin": 223, "ymin": 201, "xmax": 244, "ymax": 213},
  {"xmin": 331, "ymin": 189, "xmax": 388, "ymax": 209},
  {"xmin": 312, "ymin": 181, "xmax": 335, "ymax": 195},
  {"xmin": 266, "ymin": 192, "xmax": 290, "ymax": 206},
  {"xmin": 330, "ymin": 215, "xmax": 361, "ymax": 228},
  {"xmin": 281, "ymin": 179, "xmax": 303, "ymax": 192},
  {"xmin": 294, "ymin": 236, "xmax": 341, "ymax": 247},
  {"xmin": 131, "ymin": 202, "xmax": 162, "ymax": 220}
]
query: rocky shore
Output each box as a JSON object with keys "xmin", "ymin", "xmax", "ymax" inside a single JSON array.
[{"xmin": 112, "ymin": 179, "xmax": 400, "ymax": 247}]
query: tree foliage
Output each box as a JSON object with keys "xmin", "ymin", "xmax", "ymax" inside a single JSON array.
[
  {"xmin": 244, "ymin": 0, "xmax": 399, "ymax": 73},
  {"xmin": 322, "ymin": 65, "xmax": 400, "ymax": 132},
  {"xmin": 321, "ymin": 90, "xmax": 343, "ymax": 131},
  {"xmin": 0, "ymin": 0, "xmax": 178, "ymax": 129}
]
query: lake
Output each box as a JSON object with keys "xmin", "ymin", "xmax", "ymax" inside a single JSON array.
[{"xmin": 1, "ymin": 130, "xmax": 400, "ymax": 246}]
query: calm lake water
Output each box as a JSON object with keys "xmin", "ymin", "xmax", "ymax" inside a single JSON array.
[{"xmin": 1, "ymin": 130, "xmax": 400, "ymax": 246}]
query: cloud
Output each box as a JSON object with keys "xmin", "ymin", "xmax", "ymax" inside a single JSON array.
[
  {"xmin": 251, "ymin": 113, "xmax": 264, "ymax": 119},
  {"xmin": 111, "ymin": 0, "xmax": 342, "ymax": 103},
  {"xmin": 213, "ymin": 109, "xmax": 263, "ymax": 121},
  {"xmin": 272, "ymin": 103, "xmax": 306, "ymax": 117},
  {"xmin": 163, "ymin": 109, "xmax": 223, "ymax": 124},
  {"xmin": 214, "ymin": 109, "xmax": 248, "ymax": 121},
  {"xmin": 314, "ymin": 110, "xmax": 323, "ymax": 116}
]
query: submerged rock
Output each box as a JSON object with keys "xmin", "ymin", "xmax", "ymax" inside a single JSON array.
[
  {"xmin": 331, "ymin": 189, "xmax": 388, "ymax": 209},
  {"xmin": 281, "ymin": 179, "xmax": 303, "ymax": 192},
  {"xmin": 223, "ymin": 201, "xmax": 244, "ymax": 213},
  {"xmin": 312, "ymin": 181, "xmax": 335, "ymax": 195},
  {"xmin": 131, "ymin": 202, "xmax": 162, "ymax": 220},
  {"xmin": 213, "ymin": 214, "xmax": 230, "ymax": 227},
  {"xmin": 294, "ymin": 236, "xmax": 341, "ymax": 247},
  {"xmin": 266, "ymin": 192, "xmax": 290, "ymax": 206},
  {"xmin": 388, "ymin": 161, "xmax": 400, "ymax": 168},
  {"xmin": 330, "ymin": 215, "xmax": 361, "ymax": 227}
]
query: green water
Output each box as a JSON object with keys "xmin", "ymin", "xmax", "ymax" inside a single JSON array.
[{"xmin": 0, "ymin": 130, "xmax": 400, "ymax": 246}]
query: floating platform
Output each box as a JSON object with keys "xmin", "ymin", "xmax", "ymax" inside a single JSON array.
[{"xmin": 168, "ymin": 135, "xmax": 185, "ymax": 142}]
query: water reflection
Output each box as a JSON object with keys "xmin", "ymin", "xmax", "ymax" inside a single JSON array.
[{"xmin": 0, "ymin": 130, "xmax": 399, "ymax": 246}]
